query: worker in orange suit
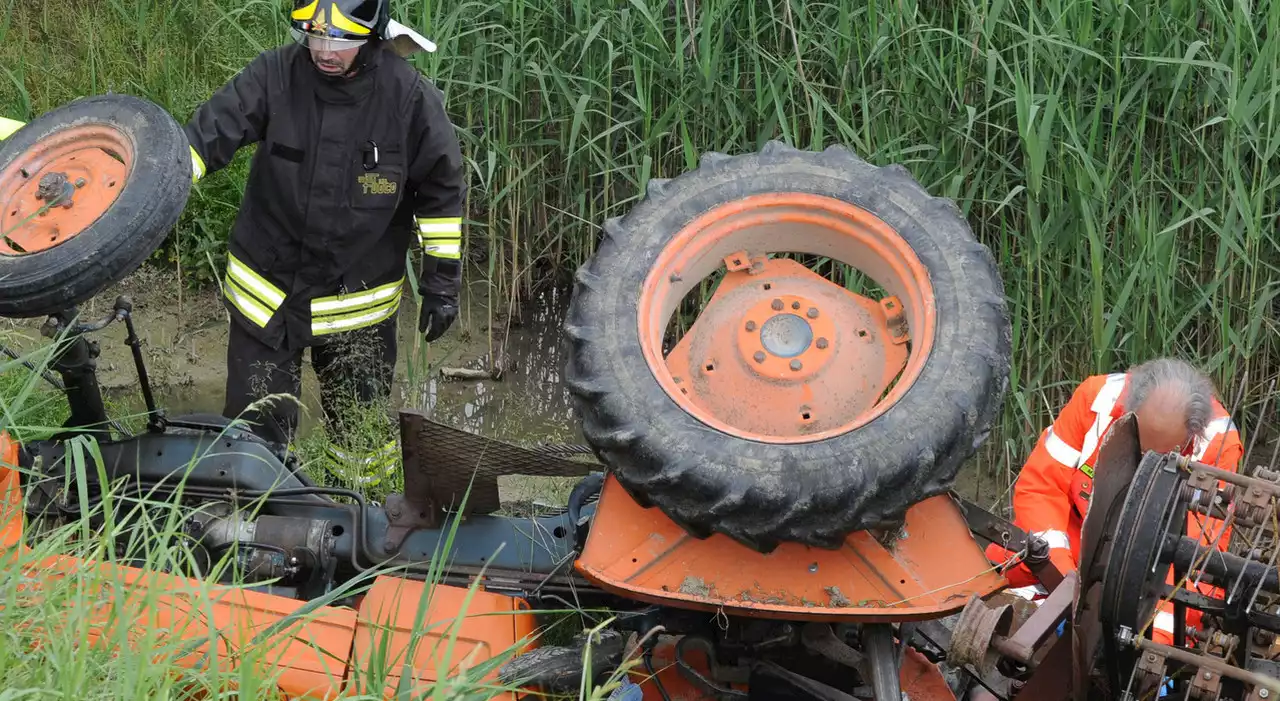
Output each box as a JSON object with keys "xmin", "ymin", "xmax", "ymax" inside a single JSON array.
[{"xmin": 988, "ymin": 357, "xmax": 1243, "ymax": 645}]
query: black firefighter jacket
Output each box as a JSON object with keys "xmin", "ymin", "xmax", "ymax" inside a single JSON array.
[{"xmin": 184, "ymin": 41, "xmax": 466, "ymax": 352}]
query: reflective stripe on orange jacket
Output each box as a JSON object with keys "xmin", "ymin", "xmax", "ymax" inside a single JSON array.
[{"xmin": 1005, "ymin": 372, "xmax": 1243, "ymax": 642}]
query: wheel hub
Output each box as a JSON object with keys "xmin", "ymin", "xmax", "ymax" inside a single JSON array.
[
  {"xmin": 734, "ymin": 293, "xmax": 837, "ymax": 381},
  {"xmin": 758, "ymin": 312, "xmax": 812, "ymax": 358},
  {"xmin": 665, "ymin": 256, "xmax": 910, "ymax": 439},
  {"xmin": 0, "ymin": 124, "xmax": 131, "ymax": 256}
]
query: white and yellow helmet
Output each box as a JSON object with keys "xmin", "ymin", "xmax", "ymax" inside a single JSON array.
[{"xmin": 289, "ymin": 0, "xmax": 437, "ymax": 55}]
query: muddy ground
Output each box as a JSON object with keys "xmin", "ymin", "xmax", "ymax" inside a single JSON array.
[{"xmin": 0, "ymin": 265, "xmax": 1004, "ymax": 508}]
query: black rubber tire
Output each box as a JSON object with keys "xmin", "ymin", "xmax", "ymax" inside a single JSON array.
[
  {"xmin": 0, "ymin": 93, "xmax": 191, "ymax": 318},
  {"xmin": 563, "ymin": 141, "xmax": 1012, "ymax": 553}
]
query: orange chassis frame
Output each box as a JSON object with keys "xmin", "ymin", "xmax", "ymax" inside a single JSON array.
[{"xmin": 0, "ymin": 431, "xmax": 1008, "ymax": 700}]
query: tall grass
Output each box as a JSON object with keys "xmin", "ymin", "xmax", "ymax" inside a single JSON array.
[
  {"xmin": 1, "ymin": 0, "xmax": 1277, "ymax": 492},
  {"xmin": 0, "ymin": 340, "xmax": 587, "ymax": 699}
]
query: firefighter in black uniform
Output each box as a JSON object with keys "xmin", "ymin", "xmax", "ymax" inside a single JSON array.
[{"xmin": 184, "ymin": 0, "xmax": 463, "ymax": 488}]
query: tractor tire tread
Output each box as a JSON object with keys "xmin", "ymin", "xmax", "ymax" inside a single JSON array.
[
  {"xmin": 564, "ymin": 140, "xmax": 1011, "ymax": 553},
  {"xmin": 0, "ymin": 93, "xmax": 191, "ymax": 318}
]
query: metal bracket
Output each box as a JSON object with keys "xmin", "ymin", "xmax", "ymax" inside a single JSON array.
[{"xmin": 880, "ymin": 296, "xmax": 909, "ymax": 344}]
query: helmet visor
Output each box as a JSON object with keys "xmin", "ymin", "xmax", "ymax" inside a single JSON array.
[{"xmin": 290, "ymin": 27, "xmax": 367, "ymax": 52}]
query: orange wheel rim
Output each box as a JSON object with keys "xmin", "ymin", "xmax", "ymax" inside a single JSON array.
[
  {"xmin": 0, "ymin": 124, "xmax": 134, "ymax": 256},
  {"xmin": 637, "ymin": 193, "xmax": 937, "ymax": 444}
]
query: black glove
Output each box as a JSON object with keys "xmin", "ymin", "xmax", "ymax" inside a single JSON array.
[{"xmin": 418, "ymin": 294, "xmax": 458, "ymax": 342}]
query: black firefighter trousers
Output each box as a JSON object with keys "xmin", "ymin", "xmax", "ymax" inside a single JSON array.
[{"xmin": 222, "ymin": 316, "xmax": 398, "ymax": 487}]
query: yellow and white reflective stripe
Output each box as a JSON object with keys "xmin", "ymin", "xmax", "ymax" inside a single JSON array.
[
  {"xmin": 311, "ymin": 297, "xmax": 399, "ymax": 336},
  {"xmin": 291, "ymin": 0, "xmax": 318, "ymax": 19},
  {"xmin": 311, "ymin": 278, "xmax": 404, "ymax": 314},
  {"xmin": 330, "ymin": 4, "xmax": 372, "ymax": 34},
  {"xmin": 1043, "ymin": 426, "xmax": 1083, "ymax": 468},
  {"xmin": 1192, "ymin": 415, "xmax": 1237, "ymax": 461},
  {"xmin": 190, "ymin": 145, "xmax": 207, "ymax": 183},
  {"xmin": 417, "ymin": 217, "xmax": 462, "ymax": 259},
  {"xmin": 326, "ymin": 441, "xmax": 398, "ymax": 468},
  {"xmin": 0, "ymin": 117, "xmax": 24, "ymax": 140},
  {"xmin": 227, "ymin": 254, "xmax": 286, "ymax": 308},
  {"xmin": 1077, "ymin": 373, "xmax": 1128, "ymax": 469},
  {"xmin": 1033, "ymin": 529, "xmax": 1072, "ymax": 551},
  {"xmin": 324, "ymin": 440, "xmax": 399, "ymax": 485},
  {"xmin": 424, "ymin": 243, "xmax": 461, "ymax": 260},
  {"xmin": 225, "ymin": 279, "xmax": 274, "ymax": 328},
  {"xmin": 417, "ymin": 216, "xmax": 462, "ymax": 237}
]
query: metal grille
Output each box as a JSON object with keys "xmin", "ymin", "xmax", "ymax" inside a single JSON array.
[{"xmin": 399, "ymin": 410, "xmax": 599, "ymax": 515}]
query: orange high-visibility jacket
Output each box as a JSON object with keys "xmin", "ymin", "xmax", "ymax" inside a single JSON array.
[{"xmin": 1008, "ymin": 372, "xmax": 1243, "ymax": 642}]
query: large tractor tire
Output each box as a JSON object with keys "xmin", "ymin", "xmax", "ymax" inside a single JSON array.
[
  {"xmin": 0, "ymin": 94, "xmax": 191, "ymax": 318},
  {"xmin": 564, "ymin": 141, "xmax": 1011, "ymax": 553}
]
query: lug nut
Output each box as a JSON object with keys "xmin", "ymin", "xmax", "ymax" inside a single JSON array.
[
  {"xmin": 816, "ymin": 338, "xmax": 829, "ymax": 350},
  {"xmin": 791, "ymin": 301, "xmax": 801, "ymax": 310},
  {"xmin": 753, "ymin": 351, "xmax": 766, "ymax": 363},
  {"xmin": 789, "ymin": 360, "xmax": 802, "ymax": 371},
  {"xmin": 746, "ymin": 320, "xmax": 757, "ymax": 331},
  {"xmin": 771, "ymin": 299, "xmax": 783, "ymax": 311},
  {"xmin": 807, "ymin": 307, "xmax": 819, "ymax": 319},
  {"xmin": 75, "ymin": 178, "xmax": 87, "ymax": 188}
]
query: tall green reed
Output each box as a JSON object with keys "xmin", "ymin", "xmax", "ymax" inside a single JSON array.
[{"xmin": 1, "ymin": 0, "xmax": 1276, "ymax": 495}]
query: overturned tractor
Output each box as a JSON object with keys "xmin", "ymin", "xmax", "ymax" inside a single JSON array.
[{"xmin": 1, "ymin": 94, "xmax": 1277, "ymax": 700}]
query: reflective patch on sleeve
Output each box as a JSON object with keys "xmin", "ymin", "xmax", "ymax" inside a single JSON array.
[
  {"xmin": 1044, "ymin": 427, "xmax": 1083, "ymax": 468},
  {"xmin": 190, "ymin": 145, "xmax": 206, "ymax": 183}
]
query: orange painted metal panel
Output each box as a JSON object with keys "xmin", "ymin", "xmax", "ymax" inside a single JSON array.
[
  {"xmin": 0, "ymin": 431, "xmax": 21, "ymax": 549},
  {"xmin": 349, "ymin": 575, "xmax": 538, "ymax": 699},
  {"xmin": 578, "ymin": 475, "xmax": 1006, "ymax": 622}
]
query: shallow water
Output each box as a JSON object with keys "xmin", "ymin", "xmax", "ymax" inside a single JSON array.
[{"xmin": 108, "ymin": 283, "xmax": 583, "ymax": 448}]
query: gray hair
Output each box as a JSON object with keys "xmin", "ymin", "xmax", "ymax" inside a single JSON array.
[{"xmin": 1126, "ymin": 357, "xmax": 1217, "ymax": 437}]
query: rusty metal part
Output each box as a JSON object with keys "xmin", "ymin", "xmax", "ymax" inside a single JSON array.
[
  {"xmin": 384, "ymin": 410, "xmax": 596, "ymax": 552},
  {"xmin": 1132, "ymin": 638, "xmax": 1280, "ymax": 695},
  {"xmin": 1181, "ymin": 459, "xmax": 1280, "ymax": 500},
  {"xmin": 34, "ymin": 171, "xmax": 74, "ymax": 208},
  {"xmin": 1010, "ymin": 623, "xmax": 1074, "ymax": 701},
  {"xmin": 950, "ymin": 594, "xmax": 1014, "ymax": 676},
  {"xmin": 880, "ymin": 296, "xmax": 909, "ymax": 344},
  {"xmin": 1257, "ymin": 468, "xmax": 1280, "ymax": 483},
  {"xmin": 1190, "ymin": 665, "xmax": 1224, "ymax": 700},
  {"xmin": 575, "ymin": 475, "xmax": 1006, "ymax": 621},
  {"xmin": 991, "ymin": 570, "xmax": 1076, "ymax": 666},
  {"xmin": 1237, "ymin": 480, "xmax": 1275, "ymax": 528},
  {"xmin": 1136, "ymin": 650, "xmax": 1168, "ymax": 691}
]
